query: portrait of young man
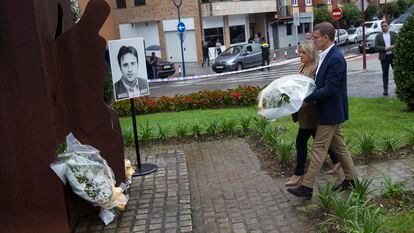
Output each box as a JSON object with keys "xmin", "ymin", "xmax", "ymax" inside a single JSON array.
[{"xmin": 108, "ymin": 38, "xmax": 149, "ymax": 101}]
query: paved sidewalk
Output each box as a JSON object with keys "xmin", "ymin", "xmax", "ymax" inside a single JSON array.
[{"xmin": 76, "ymin": 139, "xmax": 414, "ymax": 233}]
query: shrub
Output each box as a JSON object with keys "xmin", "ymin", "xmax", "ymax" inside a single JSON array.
[
  {"xmin": 156, "ymin": 123, "xmax": 168, "ymax": 141},
  {"xmin": 357, "ymin": 131, "xmax": 376, "ymax": 155},
  {"xmin": 380, "ymin": 174, "xmax": 406, "ymax": 199},
  {"xmin": 317, "ymin": 180, "xmax": 339, "ymax": 211},
  {"xmin": 175, "ymin": 123, "xmax": 187, "ymax": 139},
  {"xmin": 239, "ymin": 116, "xmax": 252, "ymax": 134},
  {"xmin": 394, "ymin": 14, "xmax": 414, "ymax": 110},
  {"xmin": 190, "ymin": 121, "xmax": 204, "ymax": 139},
  {"xmin": 205, "ymin": 120, "xmax": 219, "ymax": 137},
  {"xmin": 111, "ymin": 85, "xmax": 261, "ymax": 116},
  {"xmin": 138, "ymin": 121, "xmax": 153, "ymax": 141},
  {"xmin": 351, "ymin": 178, "xmax": 375, "ymax": 203},
  {"xmin": 122, "ymin": 127, "xmax": 134, "ymax": 147},
  {"xmin": 381, "ymin": 133, "xmax": 401, "ymax": 152},
  {"xmin": 406, "ymin": 128, "xmax": 414, "ymax": 147},
  {"xmin": 220, "ymin": 118, "xmax": 238, "ymax": 134}
]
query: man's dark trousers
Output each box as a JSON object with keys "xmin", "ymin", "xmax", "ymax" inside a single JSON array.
[{"xmin": 380, "ymin": 54, "xmax": 394, "ymax": 93}]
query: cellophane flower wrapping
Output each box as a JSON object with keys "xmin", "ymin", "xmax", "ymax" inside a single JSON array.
[
  {"xmin": 50, "ymin": 133, "xmax": 128, "ymax": 225},
  {"xmin": 258, "ymin": 74, "xmax": 316, "ymax": 120}
]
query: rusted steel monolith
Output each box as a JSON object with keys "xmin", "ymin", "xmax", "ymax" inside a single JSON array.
[{"xmin": 0, "ymin": 0, "xmax": 125, "ymax": 232}]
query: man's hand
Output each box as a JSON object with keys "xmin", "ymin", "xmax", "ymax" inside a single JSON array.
[{"xmin": 386, "ymin": 45, "xmax": 395, "ymax": 51}]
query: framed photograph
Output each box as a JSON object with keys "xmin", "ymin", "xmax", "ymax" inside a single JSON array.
[{"xmin": 108, "ymin": 38, "xmax": 149, "ymax": 101}]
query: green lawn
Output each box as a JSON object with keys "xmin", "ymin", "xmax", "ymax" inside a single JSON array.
[
  {"xmin": 383, "ymin": 208, "xmax": 414, "ymax": 233},
  {"xmin": 119, "ymin": 97, "xmax": 414, "ymax": 152}
]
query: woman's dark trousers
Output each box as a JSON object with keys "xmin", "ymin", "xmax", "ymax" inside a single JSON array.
[{"xmin": 294, "ymin": 128, "xmax": 339, "ymax": 176}]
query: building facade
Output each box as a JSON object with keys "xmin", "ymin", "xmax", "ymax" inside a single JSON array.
[{"xmin": 77, "ymin": 0, "xmax": 351, "ymax": 63}]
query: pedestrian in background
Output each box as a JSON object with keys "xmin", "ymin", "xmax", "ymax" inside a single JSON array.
[
  {"xmin": 149, "ymin": 52, "xmax": 159, "ymax": 80},
  {"xmin": 375, "ymin": 20, "xmax": 396, "ymax": 96},
  {"xmin": 261, "ymin": 38, "xmax": 270, "ymax": 71},
  {"xmin": 202, "ymin": 41, "xmax": 210, "ymax": 67},
  {"xmin": 215, "ymin": 39, "xmax": 222, "ymax": 55}
]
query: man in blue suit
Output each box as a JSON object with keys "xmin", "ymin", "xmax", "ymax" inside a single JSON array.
[{"xmin": 287, "ymin": 22, "xmax": 357, "ymax": 199}]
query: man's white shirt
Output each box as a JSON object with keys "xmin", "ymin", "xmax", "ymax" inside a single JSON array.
[
  {"xmin": 122, "ymin": 79, "xmax": 140, "ymax": 98},
  {"xmin": 316, "ymin": 43, "xmax": 335, "ymax": 79},
  {"xmin": 383, "ymin": 31, "xmax": 392, "ymax": 55}
]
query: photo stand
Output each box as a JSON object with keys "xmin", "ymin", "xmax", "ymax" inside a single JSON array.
[{"xmin": 129, "ymin": 98, "xmax": 158, "ymax": 176}]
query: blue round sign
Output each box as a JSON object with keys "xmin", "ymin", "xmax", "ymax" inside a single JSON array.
[{"xmin": 177, "ymin": 22, "xmax": 186, "ymax": 33}]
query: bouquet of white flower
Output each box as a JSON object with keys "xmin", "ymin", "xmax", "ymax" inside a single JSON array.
[
  {"xmin": 258, "ymin": 74, "xmax": 316, "ymax": 120},
  {"xmin": 50, "ymin": 133, "xmax": 128, "ymax": 225}
]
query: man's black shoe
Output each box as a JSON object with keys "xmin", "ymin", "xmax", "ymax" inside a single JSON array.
[
  {"xmin": 383, "ymin": 92, "xmax": 388, "ymax": 96},
  {"xmin": 287, "ymin": 185, "xmax": 313, "ymax": 199},
  {"xmin": 334, "ymin": 179, "xmax": 356, "ymax": 192}
]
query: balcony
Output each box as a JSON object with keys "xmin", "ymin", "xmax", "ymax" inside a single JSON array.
[{"xmin": 200, "ymin": 0, "xmax": 277, "ymax": 17}]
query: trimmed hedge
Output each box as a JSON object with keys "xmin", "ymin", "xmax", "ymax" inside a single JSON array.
[
  {"xmin": 394, "ymin": 14, "xmax": 414, "ymax": 110},
  {"xmin": 112, "ymin": 85, "xmax": 261, "ymax": 117}
]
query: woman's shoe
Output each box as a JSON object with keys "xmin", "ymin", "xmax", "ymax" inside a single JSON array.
[
  {"xmin": 326, "ymin": 163, "xmax": 341, "ymax": 175},
  {"xmin": 286, "ymin": 175, "xmax": 303, "ymax": 186}
]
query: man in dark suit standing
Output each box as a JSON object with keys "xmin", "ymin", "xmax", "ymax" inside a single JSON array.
[
  {"xmin": 287, "ymin": 22, "xmax": 357, "ymax": 199},
  {"xmin": 375, "ymin": 20, "xmax": 396, "ymax": 96}
]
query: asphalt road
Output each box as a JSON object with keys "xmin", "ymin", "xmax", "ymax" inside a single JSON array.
[{"xmin": 148, "ymin": 43, "xmax": 385, "ymax": 98}]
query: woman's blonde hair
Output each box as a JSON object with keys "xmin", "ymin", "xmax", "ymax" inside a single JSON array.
[{"xmin": 298, "ymin": 40, "xmax": 319, "ymax": 78}]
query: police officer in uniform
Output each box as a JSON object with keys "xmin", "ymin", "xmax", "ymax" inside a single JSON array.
[{"xmin": 261, "ymin": 38, "xmax": 270, "ymax": 71}]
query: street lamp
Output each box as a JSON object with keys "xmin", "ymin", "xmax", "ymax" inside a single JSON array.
[{"xmin": 171, "ymin": 0, "xmax": 186, "ymax": 77}]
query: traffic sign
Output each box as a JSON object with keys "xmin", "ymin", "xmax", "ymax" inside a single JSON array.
[
  {"xmin": 357, "ymin": 0, "xmax": 369, "ymax": 12},
  {"xmin": 177, "ymin": 22, "xmax": 186, "ymax": 33},
  {"xmin": 332, "ymin": 7, "xmax": 343, "ymax": 21}
]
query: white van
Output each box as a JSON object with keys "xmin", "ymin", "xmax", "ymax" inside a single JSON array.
[{"xmin": 363, "ymin": 20, "xmax": 383, "ymax": 36}]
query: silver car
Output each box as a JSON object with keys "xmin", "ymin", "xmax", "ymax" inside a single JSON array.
[
  {"xmin": 212, "ymin": 43, "xmax": 263, "ymax": 73},
  {"xmin": 347, "ymin": 27, "xmax": 363, "ymax": 44}
]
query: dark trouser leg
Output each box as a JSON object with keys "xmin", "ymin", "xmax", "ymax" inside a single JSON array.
[
  {"xmin": 311, "ymin": 129, "xmax": 339, "ymax": 164},
  {"xmin": 381, "ymin": 58, "xmax": 390, "ymax": 93},
  {"xmin": 266, "ymin": 57, "xmax": 270, "ymax": 70},
  {"xmin": 294, "ymin": 128, "xmax": 314, "ymax": 176}
]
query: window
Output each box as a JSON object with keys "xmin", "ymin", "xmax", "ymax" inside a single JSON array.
[
  {"xmin": 305, "ymin": 0, "xmax": 312, "ymax": 5},
  {"xmin": 252, "ymin": 44, "xmax": 262, "ymax": 53},
  {"xmin": 304, "ymin": 23, "xmax": 310, "ymax": 33},
  {"xmin": 204, "ymin": 27, "xmax": 224, "ymax": 47},
  {"xmin": 286, "ymin": 24, "xmax": 292, "ymax": 36},
  {"xmin": 298, "ymin": 24, "xmax": 303, "ymax": 34},
  {"xmin": 292, "ymin": 0, "xmax": 298, "ymax": 6},
  {"xmin": 229, "ymin": 25, "xmax": 246, "ymax": 44},
  {"xmin": 116, "ymin": 0, "xmax": 126, "ymax": 8},
  {"xmin": 134, "ymin": 0, "xmax": 145, "ymax": 6}
]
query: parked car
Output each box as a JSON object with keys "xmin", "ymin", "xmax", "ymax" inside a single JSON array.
[
  {"xmin": 359, "ymin": 32, "xmax": 381, "ymax": 53},
  {"xmin": 347, "ymin": 27, "xmax": 363, "ymax": 44},
  {"xmin": 334, "ymin": 29, "xmax": 349, "ymax": 45},
  {"xmin": 145, "ymin": 56, "xmax": 175, "ymax": 79},
  {"xmin": 389, "ymin": 23, "xmax": 404, "ymax": 34},
  {"xmin": 212, "ymin": 43, "xmax": 262, "ymax": 73},
  {"xmin": 363, "ymin": 20, "xmax": 383, "ymax": 36},
  {"xmin": 393, "ymin": 12, "xmax": 412, "ymax": 24}
]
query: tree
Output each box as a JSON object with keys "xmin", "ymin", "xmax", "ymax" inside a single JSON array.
[
  {"xmin": 394, "ymin": 14, "xmax": 414, "ymax": 110},
  {"xmin": 380, "ymin": 0, "xmax": 409, "ymax": 20},
  {"xmin": 365, "ymin": 3, "xmax": 378, "ymax": 21},
  {"xmin": 314, "ymin": 5, "xmax": 334, "ymax": 25},
  {"xmin": 339, "ymin": 3, "xmax": 360, "ymax": 28}
]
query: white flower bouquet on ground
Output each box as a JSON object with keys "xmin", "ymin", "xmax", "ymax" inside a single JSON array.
[
  {"xmin": 258, "ymin": 74, "xmax": 316, "ymax": 120},
  {"xmin": 50, "ymin": 133, "xmax": 128, "ymax": 225}
]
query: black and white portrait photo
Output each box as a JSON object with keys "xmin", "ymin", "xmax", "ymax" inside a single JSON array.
[{"xmin": 108, "ymin": 38, "xmax": 149, "ymax": 101}]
